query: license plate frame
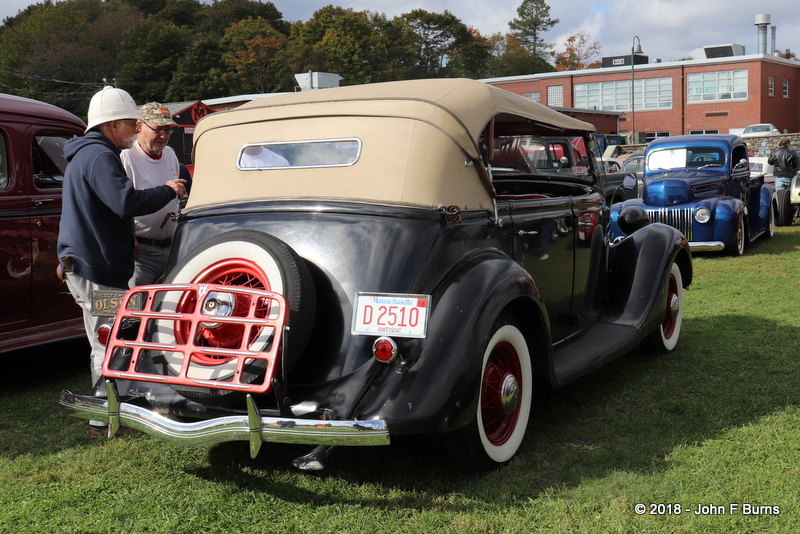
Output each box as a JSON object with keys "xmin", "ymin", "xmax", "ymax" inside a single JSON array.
[{"xmin": 351, "ymin": 292, "xmax": 430, "ymax": 338}]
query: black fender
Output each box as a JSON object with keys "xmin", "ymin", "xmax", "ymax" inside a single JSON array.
[
  {"xmin": 603, "ymin": 222, "xmax": 692, "ymax": 338},
  {"xmin": 353, "ymin": 252, "xmax": 547, "ymax": 435}
]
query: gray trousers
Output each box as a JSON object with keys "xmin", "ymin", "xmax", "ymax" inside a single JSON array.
[
  {"xmin": 130, "ymin": 242, "xmax": 171, "ymax": 287},
  {"xmin": 64, "ymin": 272, "xmax": 118, "ymax": 426}
]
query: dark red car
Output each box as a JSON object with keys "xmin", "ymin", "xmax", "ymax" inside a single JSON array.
[{"xmin": 0, "ymin": 94, "xmax": 86, "ymax": 353}]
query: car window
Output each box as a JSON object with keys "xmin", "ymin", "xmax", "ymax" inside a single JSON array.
[
  {"xmin": 621, "ymin": 157, "xmax": 640, "ymax": 173},
  {"xmin": 491, "ymin": 134, "xmax": 592, "ymax": 183},
  {"xmin": 237, "ymin": 138, "xmax": 361, "ymax": 170},
  {"xmin": 648, "ymin": 147, "xmax": 725, "ymax": 170},
  {"xmin": 32, "ymin": 134, "xmax": 70, "ymax": 189},
  {"xmin": 0, "ymin": 133, "xmax": 7, "ymax": 191}
]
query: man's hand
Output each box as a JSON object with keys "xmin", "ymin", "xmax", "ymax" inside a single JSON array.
[{"xmin": 166, "ymin": 178, "xmax": 188, "ymax": 199}]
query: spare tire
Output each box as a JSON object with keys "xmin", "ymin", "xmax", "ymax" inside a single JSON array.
[{"xmin": 159, "ymin": 229, "xmax": 315, "ymax": 404}]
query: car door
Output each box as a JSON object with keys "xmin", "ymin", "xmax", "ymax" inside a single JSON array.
[
  {"xmin": 28, "ymin": 130, "xmax": 76, "ymax": 324},
  {"xmin": 507, "ymin": 192, "xmax": 574, "ymax": 343},
  {"xmin": 0, "ymin": 124, "xmax": 32, "ymax": 330}
]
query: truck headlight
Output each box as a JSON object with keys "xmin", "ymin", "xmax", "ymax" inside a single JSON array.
[{"xmin": 694, "ymin": 207, "xmax": 711, "ymax": 224}]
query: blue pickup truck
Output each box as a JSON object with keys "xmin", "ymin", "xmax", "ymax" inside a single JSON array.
[{"xmin": 608, "ymin": 134, "xmax": 776, "ymax": 255}]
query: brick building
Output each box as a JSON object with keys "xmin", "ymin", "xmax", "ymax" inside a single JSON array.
[{"xmin": 482, "ymin": 52, "xmax": 800, "ymax": 143}]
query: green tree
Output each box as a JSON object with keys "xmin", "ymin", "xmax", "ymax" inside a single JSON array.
[
  {"xmin": 117, "ymin": 17, "xmax": 194, "ymax": 102},
  {"xmin": 288, "ymin": 7, "xmax": 401, "ymax": 86},
  {"xmin": 445, "ymin": 27, "xmax": 491, "ymax": 78},
  {"xmin": 481, "ymin": 32, "xmax": 545, "ymax": 77},
  {"xmin": 150, "ymin": 0, "xmax": 203, "ymax": 27},
  {"xmin": 400, "ymin": 9, "xmax": 474, "ymax": 78},
  {"xmin": 194, "ymin": 0, "xmax": 289, "ymax": 37},
  {"xmin": 0, "ymin": 0, "xmax": 140, "ymax": 115},
  {"xmin": 508, "ymin": 0, "xmax": 559, "ymax": 62},
  {"xmin": 220, "ymin": 17, "xmax": 288, "ymax": 93},
  {"xmin": 166, "ymin": 35, "xmax": 229, "ymax": 100}
]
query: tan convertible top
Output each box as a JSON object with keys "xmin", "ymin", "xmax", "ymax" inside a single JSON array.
[{"xmin": 187, "ymin": 78, "xmax": 595, "ymax": 211}]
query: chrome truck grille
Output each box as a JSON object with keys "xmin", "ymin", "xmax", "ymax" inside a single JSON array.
[{"xmin": 645, "ymin": 207, "xmax": 694, "ymax": 241}]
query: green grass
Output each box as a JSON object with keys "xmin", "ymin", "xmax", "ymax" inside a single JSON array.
[{"xmin": 3, "ymin": 227, "xmax": 800, "ymax": 533}]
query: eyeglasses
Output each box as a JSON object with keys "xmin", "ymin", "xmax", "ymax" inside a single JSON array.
[
  {"xmin": 140, "ymin": 121, "xmax": 173, "ymax": 136},
  {"xmin": 121, "ymin": 120, "xmax": 138, "ymax": 129}
]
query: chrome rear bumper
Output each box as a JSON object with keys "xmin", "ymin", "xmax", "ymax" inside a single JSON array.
[
  {"xmin": 59, "ymin": 381, "xmax": 390, "ymax": 458},
  {"xmin": 688, "ymin": 241, "xmax": 725, "ymax": 251}
]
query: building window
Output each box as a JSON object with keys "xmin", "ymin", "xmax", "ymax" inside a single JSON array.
[
  {"xmin": 573, "ymin": 77, "xmax": 672, "ymax": 111},
  {"xmin": 689, "ymin": 129, "xmax": 720, "ymax": 134},
  {"xmin": 768, "ymin": 77, "xmax": 775, "ymax": 97},
  {"xmin": 784, "ymin": 79, "xmax": 790, "ymax": 98},
  {"xmin": 547, "ymin": 85, "xmax": 564, "ymax": 107},
  {"xmin": 522, "ymin": 92, "xmax": 541, "ymax": 102},
  {"xmin": 687, "ymin": 69, "xmax": 748, "ymax": 102},
  {"xmin": 645, "ymin": 131, "xmax": 670, "ymax": 141}
]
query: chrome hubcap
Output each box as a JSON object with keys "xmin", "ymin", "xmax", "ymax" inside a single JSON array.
[{"xmin": 500, "ymin": 374, "xmax": 519, "ymax": 414}]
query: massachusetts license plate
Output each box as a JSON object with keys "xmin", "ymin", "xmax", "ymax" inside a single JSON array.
[
  {"xmin": 91, "ymin": 290, "xmax": 127, "ymax": 317},
  {"xmin": 352, "ymin": 293, "xmax": 431, "ymax": 338}
]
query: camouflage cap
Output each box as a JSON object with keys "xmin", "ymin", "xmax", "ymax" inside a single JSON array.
[{"xmin": 140, "ymin": 102, "xmax": 178, "ymax": 126}]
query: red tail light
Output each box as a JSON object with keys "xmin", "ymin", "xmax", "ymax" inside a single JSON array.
[
  {"xmin": 97, "ymin": 324, "xmax": 112, "ymax": 346},
  {"xmin": 372, "ymin": 337, "xmax": 397, "ymax": 363}
]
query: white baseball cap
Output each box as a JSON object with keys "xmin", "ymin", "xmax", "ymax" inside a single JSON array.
[{"xmin": 85, "ymin": 86, "xmax": 142, "ymax": 133}]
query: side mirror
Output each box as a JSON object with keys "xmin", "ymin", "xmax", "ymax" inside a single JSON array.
[
  {"xmin": 735, "ymin": 158, "xmax": 748, "ymax": 170},
  {"xmin": 622, "ymin": 175, "xmax": 637, "ymax": 190},
  {"xmin": 559, "ymin": 156, "xmax": 570, "ymax": 168}
]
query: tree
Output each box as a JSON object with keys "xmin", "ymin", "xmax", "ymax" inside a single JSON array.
[
  {"xmin": 166, "ymin": 35, "xmax": 229, "ymax": 100},
  {"xmin": 117, "ymin": 17, "xmax": 194, "ymax": 102},
  {"xmin": 0, "ymin": 0, "xmax": 140, "ymax": 116},
  {"xmin": 220, "ymin": 17, "xmax": 288, "ymax": 94},
  {"xmin": 444, "ymin": 27, "xmax": 491, "ymax": 78},
  {"xmin": 194, "ymin": 0, "xmax": 289, "ymax": 37},
  {"xmin": 554, "ymin": 32, "xmax": 601, "ymax": 71},
  {"xmin": 400, "ymin": 9, "xmax": 475, "ymax": 78},
  {"xmin": 508, "ymin": 0, "xmax": 558, "ymax": 62},
  {"xmin": 482, "ymin": 32, "xmax": 553, "ymax": 77},
  {"xmin": 288, "ymin": 7, "xmax": 404, "ymax": 86}
]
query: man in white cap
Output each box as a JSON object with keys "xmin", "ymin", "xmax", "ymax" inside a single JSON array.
[
  {"xmin": 57, "ymin": 86, "xmax": 187, "ymax": 437},
  {"xmin": 121, "ymin": 102, "xmax": 188, "ymax": 286}
]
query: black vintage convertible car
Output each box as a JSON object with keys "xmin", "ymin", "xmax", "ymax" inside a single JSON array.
[{"xmin": 60, "ymin": 78, "xmax": 692, "ymax": 472}]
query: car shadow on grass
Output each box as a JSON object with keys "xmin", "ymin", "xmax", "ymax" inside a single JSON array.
[{"xmin": 189, "ymin": 313, "xmax": 800, "ymax": 507}]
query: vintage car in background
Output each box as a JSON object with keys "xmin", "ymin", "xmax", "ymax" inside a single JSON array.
[
  {"xmin": 741, "ymin": 123, "xmax": 780, "ymax": 137},
  {"xmin": 60, "ymin": 79, "xmax": 692, "ymax": 472},
  {"xmin": 0, "ymin": 94, "xmax": 85, "ymax": 353},
  {"xmin": 609, "ymin": 134, "xmax": 776, "ymax": 256},
  {"xmin": 597, "ymin": 151, "xmax": 644, "ymax": 205},
  {"xmin": 749, "ymin": 156, "xmax": 773, "ymax": 183}
]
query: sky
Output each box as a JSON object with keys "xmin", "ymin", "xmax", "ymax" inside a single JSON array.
[{"xmin": 3, "ymin": 0, "xmax": 800, "ymax": 66}]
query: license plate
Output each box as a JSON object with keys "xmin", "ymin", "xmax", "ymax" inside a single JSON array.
[
  {"xmin": 91, "ymin": 290, "xmax": 127, "ymax": 317},
  {"xmin": 351, "ymin": 293, "xmax": 430, "ymax": 338}
]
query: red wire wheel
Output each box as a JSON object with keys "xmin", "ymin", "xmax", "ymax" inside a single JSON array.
[
  {"xmin": 175, "ymin": 258, "xmax": 273, "ymax": 365},
  {"xmin": 480, "ymin": 340, "xmax": 524, "ymax": 446},
  {"xmin": 160, "ymin": 230, "xmax": 316, "ymax": 404}
]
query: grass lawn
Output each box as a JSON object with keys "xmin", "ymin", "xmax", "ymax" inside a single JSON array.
[{"xmin": 2, "ymin": 226, "xmax": 800, "ymax": 533}]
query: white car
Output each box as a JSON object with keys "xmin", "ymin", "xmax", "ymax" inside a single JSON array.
[
  {"xmin": 749, "ymin": 156, "xmax": 774, "ymax": 183},
  {"xmin": 742, "ymin": 123, "xmax": 780, "ymax": 137}
]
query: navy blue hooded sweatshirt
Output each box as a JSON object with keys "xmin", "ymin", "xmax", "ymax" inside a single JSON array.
[{"xmin": 57, "ymin": 131, "xmax": 177, "ymax": 289}]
